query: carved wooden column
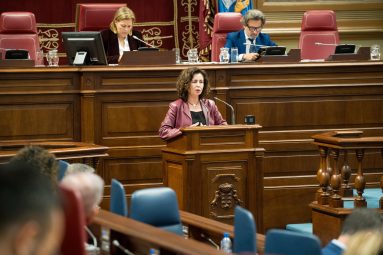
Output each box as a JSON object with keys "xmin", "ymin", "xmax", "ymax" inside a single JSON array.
[
  {"xmin": 340, "ymin": 150, "xmax": 353, "ymax": 197},
  {"xmin": 354, "ymin": 149, "xmax": 367, "ymax": 207},
  {"xmin": 329, "ymin": 149, "xmax": 343, "ymax": 208},
  {"xmin": 317, "ymin": 147, "xmax": 330, "ymax": 205},
  {"xmin": 315, "ymin": 146, "xmax": 327, "ymax": 201}
]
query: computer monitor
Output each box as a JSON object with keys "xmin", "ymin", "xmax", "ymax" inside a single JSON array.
[
  {"xmin": 62, "ymin": 31, "xmax": 107, "ymax": 65},
  {"xmin": 335, "ymin": 44, "xmax": 356, "ymax": 54}
]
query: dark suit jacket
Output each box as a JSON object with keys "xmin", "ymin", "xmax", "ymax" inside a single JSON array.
[
  {"xmin": 100, "ymin": 29, "xmax": 146, "ymax": 64},
  {"xmin": 322, "ymin": 240, "xmax": 344, "ymax": 255},
  {"xmin": 224, "ymin": 29, "xmax": 276, "ymax": 54},
  {"xmin": 159, "ymin": 98, "xmax": 227, "ymax": 140}
]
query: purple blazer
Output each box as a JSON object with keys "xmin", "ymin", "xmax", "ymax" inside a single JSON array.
[
  {"xmin": 159, "ymin": 98, "xmax": 227, "ymax": 140},
  {"xmin": 100, "ymin": 29, "xmax": 146, "ymax": 64}
]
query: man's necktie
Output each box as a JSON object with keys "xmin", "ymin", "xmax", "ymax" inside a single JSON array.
[{"xmin": 248, "ymin": 38, "xmax": 256, "ymax": 53}]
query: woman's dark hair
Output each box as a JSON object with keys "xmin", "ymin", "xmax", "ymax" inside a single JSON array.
[{"xmin": 176, "ymin": 67, "xmax": 210, "ymax": 101}]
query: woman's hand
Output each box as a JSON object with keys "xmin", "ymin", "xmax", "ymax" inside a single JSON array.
[{"xmin": 190, "ymin": 122, "xmax": 200, "ymax": 127}]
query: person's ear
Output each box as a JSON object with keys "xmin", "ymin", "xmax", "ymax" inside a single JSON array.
[{"xmin": 13, "ymin": 221, "xmax": 39, "ymax": 255}]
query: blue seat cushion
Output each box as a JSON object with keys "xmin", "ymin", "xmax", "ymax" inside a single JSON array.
[
  {"xmin": 286, "ymin": 223, "xmax": 313, "ymax": 234},
  {"xmin": 286, "ymin": 188, "xmax": 382, "ymax": 234},
  {"xmin": 344, "ymin": 188, "xmax": 381, "ymax": 209}
]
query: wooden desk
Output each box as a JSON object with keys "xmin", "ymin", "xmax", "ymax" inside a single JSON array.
[
  {"xmin": 1, "ymin": 61, "xmax": 382, "ymax": 231},
  {"xmin": 93, "ymin": 209, "xmax": 227, "ymax": 255},
  {"xmin": 0, "ymin": 141, "xmax": 108, "ymax": 169},
  {"xmin": 93, "ymin": 209, "xmax": 265, "ymax": 255},
  {"xmin": 180, "ymin": 210, "xmax": 265, "ymax": 254},
  {"xmin": 162, "ymin": 125, "xmax": 264, "ymax": 230}
]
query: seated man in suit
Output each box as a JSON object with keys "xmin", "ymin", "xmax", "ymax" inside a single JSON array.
[
  {"xmin": 60, "ymin": 171, "xmax": 104, "ymax": 253},
  {"xmin": 224, "ymin": 9, "xmax": 276, "ymax": 62},
  {"xmin": 322, "ymin": 208, "xmax": 383, "ymax": 255},
  {"xmin": 60, "ymin": 171, "xmax": 104, "ymax": 224}
]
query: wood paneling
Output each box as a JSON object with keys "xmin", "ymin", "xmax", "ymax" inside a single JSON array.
[
  {"xmin": 0, "ymin": 68, "xmax": 80, "ymax": 141},
  {"xmin": 1, "ymin": 62, "xmax": 382, "ymax": 232}
]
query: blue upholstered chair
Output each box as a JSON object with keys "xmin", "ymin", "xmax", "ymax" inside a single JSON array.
[
  {"xmin": 265, "ymin": 229, "xmax": 322, "ymax": 255},
  {"xmin": 130, "ymin": 187, "xmax": 183, "ymax": 236},
  {"xmin": 233, "ymin": 206, "xmax": 256, "ymax": 253},
  {"xmin": 57, "ymin": 159, "xmax": 70, "ymax": 181},
  {"xmin": 110, "ymin": 178, "xmax": 128, "ymax": 217}
]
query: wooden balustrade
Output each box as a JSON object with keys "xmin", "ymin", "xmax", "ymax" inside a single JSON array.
[
  {"xmin": 310, "ymin": 130, "xmax": 383, "ymax": 245},
  {"xmin": 312, "ymin": 130, "xmax": 383, "ymax": 209}
]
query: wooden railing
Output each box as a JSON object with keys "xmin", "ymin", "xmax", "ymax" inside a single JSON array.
[
  {"xmin": 312, "ymin": 130, "xmax": 383, "ymax": 209},
  {"xmin": 310, "ymin": 130, "xmax": 383, "ymax": 245},
  {"xmin": 180, "ymin": 210, "xmax": 265, "ymax": 254},
  {"xmin": 93, "ymin": 209, "xmax": 265, "ymax": 255}
]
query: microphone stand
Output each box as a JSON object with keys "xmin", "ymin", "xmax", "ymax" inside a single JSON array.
[
  {"xmin": 112, "ymin": 240, "xmax": 135, "ymax": 255},
  {"xmin": 214, "ymin": 97, "xmax": 235, "ymax": 125},
  {"xmin": 132, "ymin": 35, "xmax": 156, "ymax": 49}
]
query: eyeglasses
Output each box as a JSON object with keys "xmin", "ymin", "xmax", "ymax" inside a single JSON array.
[{"xmin": 247, "ymin": 25, "xmax": 263, "ymax": 32}]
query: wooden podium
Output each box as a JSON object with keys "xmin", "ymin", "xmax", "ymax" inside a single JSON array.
[{"xmin": 162, "ymin": 124, "xmax": 265, "ymax": 231}]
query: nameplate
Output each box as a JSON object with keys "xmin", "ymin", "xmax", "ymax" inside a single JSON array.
[
  {"xmin": 119, "ymin": 50, "xmax": 176, "ymax": 65},
  {"xmin": 257, "ymin": 49, "xmax": 301, "ymax": 63},
  {"xmin": 326, "ymin": 47, "xmax": 370, "ymax": 61}
]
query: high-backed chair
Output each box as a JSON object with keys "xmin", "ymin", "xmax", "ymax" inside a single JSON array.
[
  {"xmin": 110, "ymin": 178, "xmax": 128, "ymax": 217},
  {"xmin": 0, "ymin": 12, "xmax": 40, "ymax": 61},
  {"xmin": 265, "ymin": 229, "xmax": 322, "ymax": 255},
  {"xmin": 211, "ymin": 12, "xmax": 242, "ymax": 62},
  {"xmin": 299, "ymin": 10, "xmax": 339, "ymax": 60},
  {"xmin": 233, "ymin": 206, "xmax": 257, "ymax": 253},
  {"xmin": 59, "ymin": 184, "xmax": 87, "ymax": 255},
  {"xmin": 75, "ymin": 3, "xmax": 127, "ymax": 31},
  {"xmin": 57, "ymin": 159, "xmax": 70, "ymax": 181},
  {"xmin": 130, "ymin": 187, "xmax": 183, "ymax": 236}
]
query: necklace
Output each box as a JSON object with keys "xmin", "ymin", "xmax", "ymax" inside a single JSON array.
[{"xmin": 188, "ymin": 101, "xmax": 198, "ymax": 107}]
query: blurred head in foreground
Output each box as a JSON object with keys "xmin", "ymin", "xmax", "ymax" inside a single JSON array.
[{"xmin": 0, "ymin": 162, "xmax": 64, "ymax": 255}]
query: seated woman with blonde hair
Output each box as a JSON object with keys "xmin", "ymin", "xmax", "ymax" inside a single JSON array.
[{"xmin": 101, "ymin": 6, "xmax": 146, "ymax": 63}]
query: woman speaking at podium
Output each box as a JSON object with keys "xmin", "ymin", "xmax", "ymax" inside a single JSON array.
[
  {"xmin": 101, "ymin": 6, "xmax": 146, "ymax": 64},
  {"xmin": 159, "ymin": 67, "xmax": 227, "ymax": 140}
]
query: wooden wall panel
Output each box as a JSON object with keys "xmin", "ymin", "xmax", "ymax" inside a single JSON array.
[
  {"xmin": 0, "ymin": 100, "xmax": 74, "ymax": 139},
  {"xmin": 235, "ymin": 97, "xmax": 383, "ymax": 130},
  {"xmin": 0, "ymin": 69, "xmax": 81, "ymax": 141},
  {"xmin": 1, "ymin": 62, "xmax": 382, "ymax": 231}
]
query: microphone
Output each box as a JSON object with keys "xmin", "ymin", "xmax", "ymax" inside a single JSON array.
[
  {"xmin": 243, "ymin": 43, "xmax": 267, "ymax": 46},
  {"xmin": 112, "ymin": 240, "xmax": 135, "ymax": 255},
  {"xmin": 85, "ymin": 226, "xmax": 98, "ymax": 248},
  {"xmin": 132, "ymin": 35, "xmax": 156, "ymax": 48},
  {"xmin": 315, "ymin": 42, "xmax": 338, "ymax": 46},
  {"xmin": 214, "ymin": 97, "xmax": 235, "ymax": 125},
  {"xmin": 200, "ymin": 233, "xmax": 220, "ymax": 250}
]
